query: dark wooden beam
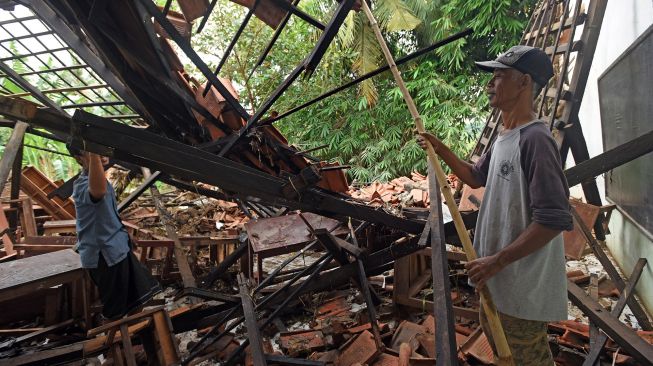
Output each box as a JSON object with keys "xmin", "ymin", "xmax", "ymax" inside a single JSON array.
[
  {"xmin": 583, "ymin": 258, "xmax": 648, "ymax": 366},
  {"xmin": 0, "ymin": 98, "xmax": 423, "ymax": 233},
  {"xmin": 303, "ymin": 0, "xmax": 354, "ymax": 75},
  {"xmin": 248, "ymin": 0, "xmax": 300, "ymax": 80},
  {"xmin": 565, "ymin": 129, "xmax": 653, "ymax": 187},
  {"xmin": 8, "ymin": 134, "xmax": 23, "ymax": 237},
  {"xmin": 571, "ymin": 208, "xmax": 652, "ymax": 330},
  {"xmin": 268, "ymin": 0, "xmax": 325, "ymax": 30},
  {"xmin": 427, "ymin": 167, "xmax": 458, "ymax": 365},
  {"xmin": 195, "ymin": 0, "xmax": 218, "ymax": 33},
  {"xmin": 136, "ymin": 0, "xmax": 251, "ymax": 121},
  {"xmin": 567, "ymin": 280, "xmax": 653, "ymax": 364},
  {"xmin": 238, "ymin": 273, "xmax": 267, "ymax": 366},
  {"xmin": 0, "ymin": 122, "xmax": 28, "ymax": 195},
  {"xmin": 144, "ymin": 168, "xmax": 197, "ymax": 290}
]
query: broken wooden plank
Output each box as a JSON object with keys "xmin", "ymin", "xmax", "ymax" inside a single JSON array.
[
  {"xmin": 0, "ymin": 318, "xmax": 75, "ymax": 350},
  {"xmin": 20, "ymin": 166, "xmax": 75, "ymax": 220},
  {"xmin": 565, "ymin": 130, "xmax": 653, "ymax": 187},
  {"xmin": 151, "ymin": 309, "xmax": 180, "ymax": 365},
  {"xmin": 0, "ymin": 341, "xmax": 84, "ymax": 365},
  {"xmin": 0, "ymin": 208, "xmax": 14, "ymax": 256}
]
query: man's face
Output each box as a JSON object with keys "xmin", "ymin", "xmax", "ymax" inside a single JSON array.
[{"xmin": 486, "ymin": 68, "xmax": 526, "ymax": 109}]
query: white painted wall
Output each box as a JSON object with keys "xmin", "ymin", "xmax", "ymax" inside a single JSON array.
[{"xmin": 575, "ymin": 0, "xmax": 653, "ymax": 315}]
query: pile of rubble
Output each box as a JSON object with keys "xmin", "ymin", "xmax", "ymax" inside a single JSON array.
[
  {"xmin": 1, "ymin": 164, "xmax": 653, "ymax": 365},
  {"xmin": 123, "ymin": 192, "xmax": 249, "ymax": 237},
  {"xmin": 348, "ymin": 172, "xmax": 459, "ymax": 208}
]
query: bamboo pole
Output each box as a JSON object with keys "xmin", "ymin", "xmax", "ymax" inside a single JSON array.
[{"xmin": 360, "ymin": 2, "xmax": 514, "ymax": 364}]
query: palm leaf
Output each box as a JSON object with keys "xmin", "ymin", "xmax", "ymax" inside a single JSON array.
[
  {"xmin": 352, "ymin": 14, "xmax": 380, "ymax": 106},
  {"xmin": 338, "ymin": 12, "xmax": 356, "ymax": 48},
  {"xmin": 378, "ymin": 0, "xmax": 422, "ymax": 32}
]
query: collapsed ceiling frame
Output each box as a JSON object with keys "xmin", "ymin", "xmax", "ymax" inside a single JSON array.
[
  {"xmin": 0, "ymin": 0, "xmax": 458, "ymax": 232},
  {"xmin": 0, "ymin": 3, "xmax": 144, "ymax": 124},
  {"xmin": 0, "ymin": 0, "xmax": 474, "ymax": 233}
]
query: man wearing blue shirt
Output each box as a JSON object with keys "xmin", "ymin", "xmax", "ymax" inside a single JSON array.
[{"xmin": 69, "ymin": 146, "xmax": 160, "ymax": 321}]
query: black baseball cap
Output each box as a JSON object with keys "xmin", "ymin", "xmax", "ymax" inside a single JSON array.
[{"xmin": 475, "ymin": 45, "xmax": 554, "ymax": 85}]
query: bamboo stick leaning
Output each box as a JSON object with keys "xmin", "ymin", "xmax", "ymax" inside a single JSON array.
[{"xmin": 360, "ymin": 2, "xmax": 514, "ymax": 365}]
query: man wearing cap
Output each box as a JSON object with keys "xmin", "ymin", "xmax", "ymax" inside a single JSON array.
[
  {"xmin": 68, "ymin": 146, "xmax": 161, "ymax": 322},
  {"xmin": 417, "ymin": 45, "xmax": 573, "ymax": 364}
]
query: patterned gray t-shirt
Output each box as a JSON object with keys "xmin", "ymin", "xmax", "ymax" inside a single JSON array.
[{"xmin": 471, "ymin": 120, "xmax": 573, "ymax": 322}]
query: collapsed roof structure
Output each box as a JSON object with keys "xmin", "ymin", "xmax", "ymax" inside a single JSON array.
[{"xmin": 0, "ymin": 0, "xmax": 652, "ymax": 365}]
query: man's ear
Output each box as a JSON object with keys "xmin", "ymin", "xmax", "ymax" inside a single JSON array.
[{"xmin": 521, "ymin": 73, "xmax": 532, "ymax": 90}]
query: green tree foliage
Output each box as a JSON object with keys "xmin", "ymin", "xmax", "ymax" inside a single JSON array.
[
  {"xmin": 1, "ymin": 1, "xmax": 534, "ymax": 184},
  {"xmin": 190, "ymin": 0, "xmax": 535, "ymax": 183}
]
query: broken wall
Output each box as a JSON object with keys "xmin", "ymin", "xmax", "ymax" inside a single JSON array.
[{"xmin": 573, "ymin": 0, "xmax": 653, "ymax": 314}]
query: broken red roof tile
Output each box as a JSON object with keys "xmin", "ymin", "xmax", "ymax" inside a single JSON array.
[
  {"xmin": 390, "ymin": 320, "xmax": 427, "ymax": 351},
  {"xmin": 280, "ymin": 329, "xmax": 332, "ymax": 357},
  {"xmin": 345, "ymin": 322, "xmax": 388, "ymax": 335},
  {"xmin": 421, "ymin": 315, "xmax": 435, "ymax": 335},
  {"xmin": 459, "ymin": 328, "xmax": 494, "ymax": 365},
  {"xmin": 337, "ymin": 330, "xmax": 381, "ymax": 366}
]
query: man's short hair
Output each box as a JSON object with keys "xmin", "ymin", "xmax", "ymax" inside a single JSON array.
[{"xmin": 532, "ymin": 82, "xmax": 543, "ymax": 100}]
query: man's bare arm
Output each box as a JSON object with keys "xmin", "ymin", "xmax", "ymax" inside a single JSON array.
[
  {"xmin": 417, "ymin": 132, "xmax": 483, "ymax": 188},
  {"xmin": 87, "ymin": 153, "xmax": 107, "ymax": 200}
]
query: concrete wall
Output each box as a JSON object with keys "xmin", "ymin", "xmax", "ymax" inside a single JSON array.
[{"xmin": 575, "ymin": 0, "xmax": 653, "ymax": 316}]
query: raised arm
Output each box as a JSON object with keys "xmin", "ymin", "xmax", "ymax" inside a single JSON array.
[
  {"xmin": 417, "ymin": 132, "xmax": 483, "ymax": 188},
  {"xmin": 87, "ymin": 153, "xmax": 107, "ymax": 201}
]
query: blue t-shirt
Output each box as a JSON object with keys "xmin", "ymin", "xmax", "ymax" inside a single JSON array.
[{"xmin": 73, "ymin": 173, "xmax": 130, "ymax": 268}]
